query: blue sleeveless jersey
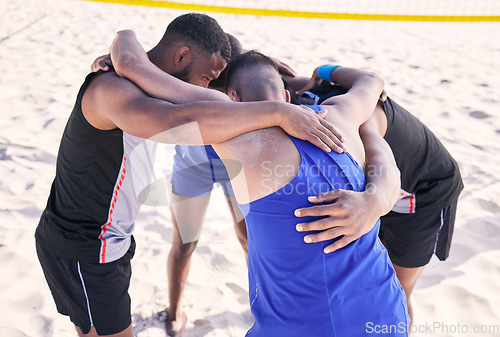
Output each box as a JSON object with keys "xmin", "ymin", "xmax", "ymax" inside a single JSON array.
[{"xmin": 239, "ymin": 133, "xmax": 409, "ymax": 336}]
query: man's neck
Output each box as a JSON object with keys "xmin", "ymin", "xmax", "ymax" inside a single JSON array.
[{"xmin": 147, "ymin": 46, "xmax": 169, "ymax": 73}]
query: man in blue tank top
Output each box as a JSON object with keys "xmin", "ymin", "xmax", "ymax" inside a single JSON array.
[
  {"xmin": 210, "ymin": 51, "xmax": 409, "ymax": 336},
  {"xmin": 95, "ymin": 32, "xmax": 410, "ymax": 335},
  {"xmin": 284, "ymin": 71, "xmax": 463, "ymax": 325}
]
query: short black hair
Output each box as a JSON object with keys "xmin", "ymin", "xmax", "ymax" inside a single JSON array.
[
  {"xmin": 161, "ymin": 13, "xmax": 231, "ymax": 62},
  {"xmin": 227, "ymin": 33, "xmax": 244, "ymax": 57},
  {"xmin": 225, "ymin": 50, "xmax": 278, "ymax": 92},
  {"xmin": 209, "ymin": 33, "xmax": 244, "ymax": 89}
]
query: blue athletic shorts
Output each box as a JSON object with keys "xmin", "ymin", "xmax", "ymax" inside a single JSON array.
[{"xmin": 171, "ymin": 145, "xmax": 234, "ymax": 197}]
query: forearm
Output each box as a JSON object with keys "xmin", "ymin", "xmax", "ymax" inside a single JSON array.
[
  {"xmin": 281, "ymin": 74, "xmax": 309, "ymax": 92},
  {"xmin": 364, "ymin": 153, "xmax": 400, "ymax": 215},
  {"xmin": 181, "ymin": 101, "xmax": 284, "ymax": 144},
  {"xmin": 329, "ymin": 67, "xmax": 383, "ymax": 91},
  {"xmin": 360, "ymin": 122, "xmax": 400, "ymax": 216},
  {"xmin": 94, "ymin": 69, "xmax": 341, "ymax": 151},
  {"xmin": 110, "ymin": 30, "xmax": 229, "ymax": 103},
  {"xmin": 321, "ymin": 68, "xmax": 384, "ymax": 126},
  {"xmin": 128, "ymin": 100, "xmax": 283, "ymax": 145},
  {"xmin": 115, "ymin": 54, "xmax": 228, "ymax": 104}
]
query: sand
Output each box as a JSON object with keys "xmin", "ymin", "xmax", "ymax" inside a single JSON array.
[{"xmin": 0, "ymin": 0, "xmax": 499, "ymax": 336}]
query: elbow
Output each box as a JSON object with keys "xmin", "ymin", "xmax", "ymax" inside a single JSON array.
[
  {"xmin": 367, "ymin": 72, "xmax": 384, "ymax": 92},
  {"xmin": 110, "ymin": 30, "xmax": 139, "ymax": 78},
  {"xmin": 116, "ymin": 29, "xmax": 136, "ymax": 39},
  {"xmin": 113, "ymin": 51, "xmax": 138, "ymax": 78}
]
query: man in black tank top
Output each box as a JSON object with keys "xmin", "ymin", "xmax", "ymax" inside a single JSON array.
[
  {"xmin": 35, "ymin": 14, "xmax": 346, "ymax": 337},
  {"xmin": 292, "ymin": 75, "xmax": 463, "ymax": 324}
]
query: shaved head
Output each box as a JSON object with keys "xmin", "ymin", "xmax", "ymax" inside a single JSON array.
[{"xmin": 226, "ymin": 50, "xmax": 286, "ymax": 102}]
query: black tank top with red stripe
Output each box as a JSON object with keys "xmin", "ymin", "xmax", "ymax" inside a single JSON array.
[{"xmin": 36, "ymin": 71, "xmax": 154, "ymax": 263}]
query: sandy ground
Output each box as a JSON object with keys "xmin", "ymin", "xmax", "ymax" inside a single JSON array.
[{"xmin": 0, "ymin": 0, "xmax": 499, "ymax": 336}]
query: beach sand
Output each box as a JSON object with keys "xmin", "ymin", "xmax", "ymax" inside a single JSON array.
[{"xmin": 0, "ymin": 0, "xmax": 499, "ymax": 336}]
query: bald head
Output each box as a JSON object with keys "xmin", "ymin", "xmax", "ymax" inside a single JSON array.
[{"xmin": 226, "ymin": 50, "xmax": 287, "ymax": 102}]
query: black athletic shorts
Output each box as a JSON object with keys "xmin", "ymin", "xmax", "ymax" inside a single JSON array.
[
  {"xmin": 36, "ymin": 238, "xmax": 135, "ymax": 335},
  {"xmin": 379, "ymin": 198, "xmax": 458, "ymax": 268}
]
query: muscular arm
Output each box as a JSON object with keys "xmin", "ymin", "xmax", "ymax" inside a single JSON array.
[
  {"xmin": 305, "ymin": 66, "xmax": 383, "ymax": 167},
  {"xmin": 110, "ymin": 31, "xmax": 229, "ymax": 104},
  {"xmin": 322, "ymin": 67, "xmax": 384, "ymax": 128},
  {"xmin": 359, "ymin": 113, "xmax": 400, "ymax": 216},
  {"xmin": 293, "ymin": 67, "xmax": 398, "ymax": 253},
  {"xmin": 95, "ymin": 30, "xmax": 344, "ymax": 150},
  {"xmin": 83, "ymin": 72, "xmax": 337, "ymax": 145}
]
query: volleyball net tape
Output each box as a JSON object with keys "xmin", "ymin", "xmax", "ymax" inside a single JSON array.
[{"xmin": 79, "ymin": 0, "xmax": 500, "ymax": 22}]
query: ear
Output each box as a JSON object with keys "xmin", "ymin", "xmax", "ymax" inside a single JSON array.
[
  {"xmin": 284, "ymin": 89, "xmax": 291, "ymax": 104},
  {"xmin": 230, "ymin": 89, "xmax": 241, "ymax": 102},
  {"xmin": 174, "ymin": 46, "xmax": 191, "ymax": 66}
]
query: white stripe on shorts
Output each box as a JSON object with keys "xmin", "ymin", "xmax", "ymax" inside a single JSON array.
[
  {"xmin": 77, "ymin": 262, "xmax": 94, "ymax": 327},
  {"xmin": 433, "ymin": 209, "xmax": 445, "ymax": 254}
]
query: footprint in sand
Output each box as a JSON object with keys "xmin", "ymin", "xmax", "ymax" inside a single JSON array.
[
  {"xmin": 193, "ymin": 319, "xmax": 212, "ymax": 328},
  {"xmin": 469, "ymin": 110, "xmax": 490, "ymax": 119},
  {"xmin": 226, "ymin": 282, "xmax": 249, "ymax": 305},
  {"xmin": 43, "ymin": 118, "xmax": 55, "ymax": 129},
  {"xmin": 477, "ymin": 199, "xmax": 500, "ymax": 214},
  {"xmin": 192, "ymin": 318, "xmax": 214, "ymax": 336},
  {"xmin": 211, "ymin": 253, "xmax": 229, "ymax": 269},
  {"xmin": 195, "ymin": 245, "xmax": 211, "ymax": 255},
  {"xmin": 0, "ymin": 147, "xmax": 12, "ymax": 161}
]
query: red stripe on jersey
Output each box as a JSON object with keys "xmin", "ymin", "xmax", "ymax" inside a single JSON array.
[
  {"xmin": 99, "ymin": 156, "xmax": 127, "ymax": 263},
  {"xmin": 409, "ymin": 193, "xmax": 415, "ymax": 213}
]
